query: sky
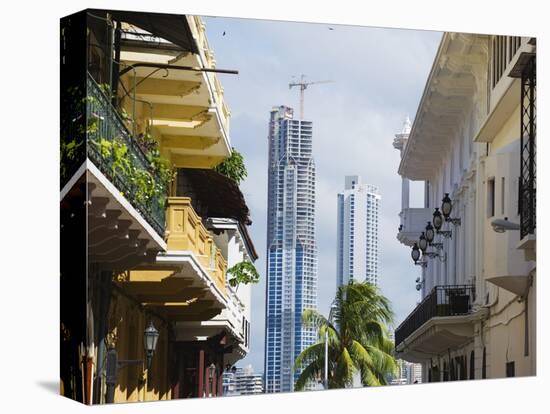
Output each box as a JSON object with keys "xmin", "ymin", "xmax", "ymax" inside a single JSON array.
[{"xmin": 203, "ymin": 15, "xmax": 442, "ymax": 373}]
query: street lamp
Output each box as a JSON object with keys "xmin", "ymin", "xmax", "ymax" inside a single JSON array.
[
  {"xmin": 208, "ymin": 363, "xmax": 216, "ymax": 397},
  {"xmin": 432, "ymin": 208, "xmax": 452, "ymax": 238},
  {"xmin": 433, "ymin": 208, "xmax": 444, "ymax": 230},
  {"xmin": 411, "ymin": 243, "xmax": 421, "ymax": 263},
  {"xmin": 144, "ymin": 321, "xmax": 159, "ymax": 371},
  {"xmin": 425, "ymin": 222, "xmax": 435, "ymax": 243},
  {"xmin": 441, "ymin": 193, "xmax": 461, "ymax": 225},
  {"xmin": 418, "ymin": 232, "xmax": 428, "ymax": 253}
]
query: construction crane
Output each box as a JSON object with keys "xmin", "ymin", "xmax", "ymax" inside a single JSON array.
[{"xmin": 289, "ymin": 74, "xmax": 333, "ymax": 119}]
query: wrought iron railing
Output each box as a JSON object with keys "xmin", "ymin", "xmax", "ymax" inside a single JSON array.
[
  {"xmin": 395, "ymin": 285, "xmax": 475, "ymax": 348},
  {"xmin": 86, "ymin": 73, "xmax": 165, "ymax": 237},
  {"xmin": 519, "ymin": 56, "xmax": 536, "ymax": 239}
]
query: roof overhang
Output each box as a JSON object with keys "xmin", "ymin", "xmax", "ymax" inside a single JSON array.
[
  {"xmin": 399, "ymin": 33, "xmax": 489, "ymax": 181},
  {"xmin": 208, "ymin": 217, "xmax": 259, "ymax": 262}
]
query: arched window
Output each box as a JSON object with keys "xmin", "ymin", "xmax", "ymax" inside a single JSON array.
[
  {"xmin": 470, "ymin": 351, "xmax": 475, "ymax": 379},
  {"xmin": 482, "ymin": 347, "xmax": 487, "ymax": 379}
]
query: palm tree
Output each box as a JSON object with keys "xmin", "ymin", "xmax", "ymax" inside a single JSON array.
[{"xmin": 294, "ymin": 281, "xmax": 398, "ymax": 390}]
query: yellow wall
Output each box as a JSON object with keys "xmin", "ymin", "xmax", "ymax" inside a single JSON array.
[{"xmin": 106, "ymin": 289, "xmax": 172, "ymax": 403}]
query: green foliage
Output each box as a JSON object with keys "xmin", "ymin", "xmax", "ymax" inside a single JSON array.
[
  {"xmin": 294, "ymin": 281, "xmax": 398, "ymax": 390},
  {"xmin": 91, "ymin": 135, "xmax": 174, "ymax": 207},
  {"xmin": 60, "ymin": 139, "xmax": 83, "ymax": 180},
  {"xmin": 227, "ymin": 261, "xmax": 260, "ymax": 288},
  {"xmin": 214, "ymin": 148, "xmax": 247, "ymax": 185},
  {"xmin": 61, "ymin": 81, "xmax": 174, "ymax": 214}
]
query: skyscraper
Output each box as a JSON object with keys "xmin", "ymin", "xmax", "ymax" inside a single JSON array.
[
  {"xmin": 336, "ymin": 175, "xmax": 381, "ymax": 287},
  {"xmin": 264, "ymin": 105, "xmax": 318, "ymax": 393}
]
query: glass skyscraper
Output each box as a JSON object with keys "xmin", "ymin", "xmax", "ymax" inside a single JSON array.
[
  {"xmin": 336, "ymin": 176, "xmax": 381, "ymax": 287},
  {"xmin": 264, "ymin": 105, "xmax": 318, "ymax": 393}
]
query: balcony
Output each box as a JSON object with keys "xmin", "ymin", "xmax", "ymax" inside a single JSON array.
[
  {"xmin": 119, "ymin": 197, "xmax": 228, "ymax": 322},
  {"xmin": 164, "ymin": 197, "xmax": 227, "ymax": 294},
  {"xmin": 397, "ymin": 208, "xmax": 432, "ymax": 246},
  {"xmin": 118, "ymin": 15, "xmax": 232, "ymax": 169},
  {"xmin": 86, "ymin": 73, "xmax": 166, "ymax": 237},
  {"xmin": 395, "ymin": 285, "xmax": 485, "ymax": 363}
]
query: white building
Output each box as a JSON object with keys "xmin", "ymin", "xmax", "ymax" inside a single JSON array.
[
  {"xmin": 337, "ymin": 176, "xmax": 381, "ymax": 287},
  {"xmin": 394, "ymin": 33, "xmax": 536, "ymax": 382},
  {"xmin": 388, "ymin": 330, "xmax": 422, "ymax": 385},
  {"xmin": 223, "ymin": 365, "xmax": 264, "ymax": 396}
]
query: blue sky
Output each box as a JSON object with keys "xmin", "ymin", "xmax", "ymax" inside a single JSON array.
[{"xmin": 203, "ymin": 15, "xmax": 442, "ymax": 373}]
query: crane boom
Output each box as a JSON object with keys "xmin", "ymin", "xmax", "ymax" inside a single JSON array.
[{"xmin": 288, "ymin": 74, "xmax": 334, "ymax": 119}]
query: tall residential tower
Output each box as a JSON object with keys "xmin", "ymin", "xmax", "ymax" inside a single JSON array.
[
  {"xmin": 336, "ymin": 176, "xmax": 381, "ymax": 287},
  {"xmin": 264, "ymin": 106, "xmax": 318, "ymax": 393}
]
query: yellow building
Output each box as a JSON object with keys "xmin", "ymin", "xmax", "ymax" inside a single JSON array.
[
  {"xmin": 394, "ymin": 33, "xmax": 536, "ymax": 381},
  {"xmin": 60, "ymin": 10, "xmax": 257, "ymax": 404}
]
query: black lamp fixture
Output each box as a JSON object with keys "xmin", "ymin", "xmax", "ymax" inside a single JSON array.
[
  {"xmin": 411, "ymin": 243, "xmax": 426, "ymax": 267},
  {"xmin": 432, "ymin": 208, "xmax": 444, "ymax": 230},
  {"xmin": 441, "ymin": 193, "xmax": 461, "ymax": 225},
  {"xmin": 425, "ymin": 222, "xmax": 443, "ymax": 250},
  {"xmin": 418, "ymin": 232, "xmax": 428, "ymax": 252},
  {"xmin": 432, "ymin": 208, "xmax": 452, "ymax": 238},
  {"xmin": 425, "ymin": 222, "xmax": 435, "ymax": 243},
  {"xmin": 208, "ymin": 363, "xmax": 217, "ymax": 396},
  {"xmin": 144, "ymin": 321, "xmax": 160, "ymax": 371},
  {"xmin": 411, "ymin": 242, "xmax": 421, "ymax": 263}
]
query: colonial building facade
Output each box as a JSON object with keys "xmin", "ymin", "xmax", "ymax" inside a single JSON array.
[
  {"xmin": 394, "ymin": 33, "xmax": 536, "ymax": 382},
  {"xmin": 60, "ymin": 10, "xmax": 258, "ymax": 404}
]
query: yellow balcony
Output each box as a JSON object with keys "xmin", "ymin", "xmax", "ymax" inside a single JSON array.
[{"xmin": 165, "ymin": 197, "xmax": 226, "ymax": 294}]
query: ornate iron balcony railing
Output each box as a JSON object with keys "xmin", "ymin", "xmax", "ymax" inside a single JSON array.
[
  {"xmin": 519, "ymin": 56, "xmax": 536, "ymax": 239},
  {"xmin": 86, "ymin": 73, "xmax": 165, "ymax": 237},
  {"xmin": 395, "ymin": 285, "xmax": 475, "ymax": 348}
]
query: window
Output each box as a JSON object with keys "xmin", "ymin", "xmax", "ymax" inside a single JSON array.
[
  {"xmin": 506, "ymin": 361, "xmax": 515, "ymax": 377},
  {"xmin": 487, "ymin": 178, "xmax": 495, "ymax": 217}
]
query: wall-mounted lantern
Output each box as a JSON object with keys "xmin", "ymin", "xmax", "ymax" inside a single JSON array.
[
  {"xmin": 144, "ymin": 321, "xmax": 160, "ymax": 372},
  {"xmin": 432, "ymin": 208, "xmax": 452, "ymax": 238},
  {"xmin": 425, "ymin": 222, "xmax": 435, "ymax": 243},
  {"xmin": 411, "ymin": 243, "xmax": 427, "ymax": 267},
  {"xmin": 418, "ymin": 232, "xmax": 428, "ymax": 253},
  {"xmin": 208, "ymin": 363, "xmax": 217, "ymax": 397},
  {"xmin": 441, "ymin": 193, "xmax": 461, "ymax": 225},
  {"xmin": 411, "ymin": 242, "xmax": 421, "ymax": 263}
]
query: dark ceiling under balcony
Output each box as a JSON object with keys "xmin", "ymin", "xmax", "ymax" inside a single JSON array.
[{"xmin": 89, "ymin": 8, "xmax": 199, "ymax": 54}]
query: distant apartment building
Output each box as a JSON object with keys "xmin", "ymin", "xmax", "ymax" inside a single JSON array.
[
  {"xmin": 223, "ymin": 365, "xmax": 264, "ymax": 395},
  {"xmin": 388, "ymin": 330, "xmax": 422, "ymax": 385},
  {"xmin": 264, "ymin": 105, "xmax": 318, "ymax": 392},
  {"xmin": 337, "ymin": 176, "xmax": 381, "ymax": 287}
]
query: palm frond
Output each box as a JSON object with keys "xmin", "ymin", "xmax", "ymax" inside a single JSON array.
[
  {"xmin": 293, "ymin": 341, "xmax": 325, "ymax": 372},
  {"xmin": 295, "ymin": 361, "xmax": 322, "ymax": 391}
]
